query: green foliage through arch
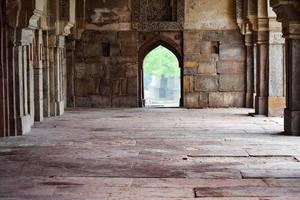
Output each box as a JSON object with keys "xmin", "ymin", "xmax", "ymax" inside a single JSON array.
[{"xmin": 143, "ymin": 45, "xmax": 180, "ymax": 78}]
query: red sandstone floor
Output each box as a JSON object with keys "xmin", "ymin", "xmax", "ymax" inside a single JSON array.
[{"xmin": 1, "ymin": 108, "xmax": 300, "ymax": 199}]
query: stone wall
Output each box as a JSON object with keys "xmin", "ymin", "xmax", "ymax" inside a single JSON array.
[
  {"xmin": 74, "ymin": 31, "xmax": 138, "ymax": 107},
  {"xmin": 72, "ymin": 0, "xmax": 246, "ymax": 108},
  {"xmin": 183, "ymin": 0, "xmax": 246, "ymax": 108},
  {"xmin": 183, "ymin": 30, "xmax": 246, "ymax": 108}
]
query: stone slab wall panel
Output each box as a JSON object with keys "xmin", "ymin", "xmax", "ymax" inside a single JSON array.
[
  {"xmin": 183, "ymin": 29, "xmax": 246, "ymax": 108},
  {"xmin": 74, "ymin": 30, "xmax": 138, "ymax": 108}
]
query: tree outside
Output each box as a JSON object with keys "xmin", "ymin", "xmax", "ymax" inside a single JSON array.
[{"xmin": 143, "ymin": 45, "xmax": 181, "ymax": 107}]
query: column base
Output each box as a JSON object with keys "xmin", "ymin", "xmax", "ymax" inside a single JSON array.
[
  {"xmin": 51, "ymin": 101, "xmax": 65, "ymax": 117},
  {"xmin": 17, "ymin": 115, "xmax": 32, "ymax": 135},
  {"xmin": 268, "ymin": 96, "xmax": 285, "ymax": 117},
  {"xmin": 35, "ymin": 99, "xmax": 44, "ymax": 122},
  {"xmin": 246, "ymin": 92, "xmax": 254, "ymax": 108},
  {"xmin": 255, "ymin": 96, "xmax": 268, "ymax": 115},
  {"xmin": 284, "ymin": 109, "xmax": 300, "ymax": 136}
]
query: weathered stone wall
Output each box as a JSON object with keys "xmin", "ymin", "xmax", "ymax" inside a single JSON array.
[
  {"xmin": 74, "ymin": 31, "xmax": 138, "ymax": 107},
  {"xmin": 185, "ymin": 0, "xmax": 237, "ymax": 30},
  {"xmin": 183, "ymin": 30, "xmax": 245, "ymax": 108},
  {"xmin": 183, "ymin": 0, "xmax": 246, "ymax": 108},
  {"xmin": 73, "ymin": 0, "xmax": 246, "ymax": 108}
]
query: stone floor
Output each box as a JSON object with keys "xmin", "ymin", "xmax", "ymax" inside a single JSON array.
[{"xmin": 1, "ymin": 108, "xmax": 300, "ymax": 199}]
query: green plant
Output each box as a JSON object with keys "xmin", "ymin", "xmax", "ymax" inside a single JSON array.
[{"xmin": 143, "ymin": 45, "xmax": 180, "ymax": 78}]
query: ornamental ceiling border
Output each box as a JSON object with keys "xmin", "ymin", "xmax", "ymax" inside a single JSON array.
[{"xmin": 132, "ymin": 0, "xmax": 184, "ymax": 31}]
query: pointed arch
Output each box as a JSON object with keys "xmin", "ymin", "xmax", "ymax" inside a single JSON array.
[{"xmin": 138, "ymin": 35, "xmax": 183, "ymax": 107}]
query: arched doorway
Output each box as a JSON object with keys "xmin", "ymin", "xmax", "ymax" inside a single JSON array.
[{"xmin": 138, "ymin": 36, "xmax": 183, "ymax": 107}]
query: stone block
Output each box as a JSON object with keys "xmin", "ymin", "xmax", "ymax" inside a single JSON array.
[
  {"xmin": 121, "ymin": 43, "xmax": 138, "ymax": 56},
  {"xmin": 75, "ymin": 63, "xmax": 105, "ymax": 79},
  {"xmin": 200, "ymin": 41, "xmax": 212, "ymax": 54},
  {"xmin": 95, "ymin": 31, "xmax": 117, "ymax": 42},
  {"xmin": 112, "ymin": 96, "xmax": 137, "ymax": 107},
  {"xmin": 184, "ymin": 54, "xmax": 201, "ymax": 62},
  {"xmin": 198, "ymin": 92, "xmax": 209, "ymax": 108},
  {"xmin": 110, "ymin": 42, "xmax": 121, "ymax": 56},
  {"xmin": 185, "ymin": 93, "xmax": 199, "ymax": 108},
  {"xmin": 184, "ymin": 42, "xmax": 200, "ymax": 54},
  {"xmin": 117, "ymin": 56, "xmax": 138, "ymax": 65},
  {"xmin": 268, "ymin": 96, "xmax": 285, "ymax": 117},
  {"xmin": 112, "ymin": 80, "xmax": 121, "ymax": 95},
  {"xmin": 195, "ymin": 75, "xmax": 218, "ymax": 92},
  {"xmin": 90, "ymin": 95, "xmax": 111, "ymax": 107},
  {"xmin": 217, "ymin": 61, "xmax": 245, "ymax": 74},
  {"xmin": 75, "ymin": 96, "xmax": 91, "ymax": 107},
  {"xmin": 126, "ymin": 64, "xmax": 137, "ymax": 78},
  {"xmin": 199, "ymin": 54, "xmax": 219, "ymax": 62},
  {"xmin": 201, "ymin": 30, "xmax": 243, "ymax": 44},
  {"xmin": 118, "ymin": 31, "xmax": 138, "ymax": 42},
  {"xmin": 127, "ymin": 78, "xmax": 137, "ymax": 95},
  {"xmin": 75, "ymin": 79, "xmax": 98, "ymax": 96},
  {"xmin": 185, "ymin": 92, "xmax": 209, "ymax": 108},
  {"xmin": 83, "ymin": 42, "xmax": 102, "ymax": 57},
  {"xmin": 209, "ymin": 92, "xmax": 224, "ymax": 107},
  {"xmin": 224, "ymin": 92, "xmax": 245, "ymax": 107},
  {"xmin": 184, "ymin": 68, "xmax": 197, "ymax": 76},
  {"xmin": 99, "ymin": 79, "xmax": 111, "ymax": 96},
  {"xmin": 219, "ymin": 44, "xmax": 245, "ymax": 61},
  {"xmin": 108, "ymin": 65, "xmax": 126, "ymax": 79},
  {"xmin": 185, "ymin": 61, "xmax": 199, "ymax": 68},
  {"xmin": 209, "ymin": 92, "xmax": 244, "ymax": 107},
  {"xmin": 184, "ymin": 31, "xmax": 201, "ymax": 41},
  {"xmin": 202, "ymin": 31, "xmax": 223, "ymax": 41},
  {"xmin": 198, "ymin": 62, "xmax": 217, "ymax": 74},
  {"xmin": 184, "ymin": 75, "xmax": 194, "ymax": 93},
  {"xmin": 219, "ymin": 74, "xmax": 245, "ymax": 92}
]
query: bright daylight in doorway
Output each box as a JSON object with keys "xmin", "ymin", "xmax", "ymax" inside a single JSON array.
[{"xmin": 143, "ymin": 45, "xmax": 181, "ymax": 107}]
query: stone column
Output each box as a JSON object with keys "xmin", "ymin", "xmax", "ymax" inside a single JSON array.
[
  {"xmin": 43, "ymin": 31, "xmax": 51, "ymax": 117},
  {"xmin": 254, "ymin": 0, "xmax": 286, "ymax": 116},
  {"xmin": 49, "ymin": 35, "xmax": 65, "ymax": 116},
  {"xmin": 267, "ymin": 18, "xmax": 285, "ymax": 117},
  {"xmin": 255, "ymin": 15, "xmax": 269, "ymax": 115},
  {"xmin": 284, "ymin": 25, "xmax": 300, "ymax": 135},
  {"xmin": 34, "ymin": 30, "xmax": 44, "ymax": 122},
  {"xmin": 271, "ymin": 0, "xmax": 300, "ymax": 135},
  {"xmin": 0, "ymin": 0, "xmax": 8, "ymax": 137},
  {"xmin": 66, "ymin": 37, "xmax": 76, "ymax": 107},
  {"xmin": 245, "ymin": 25, "xmax": 255, "ymax": 108}
]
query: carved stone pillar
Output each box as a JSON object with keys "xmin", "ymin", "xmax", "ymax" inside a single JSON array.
[{"xmin": 271, "ymin": 0, "xmax": 300, "ymax": 135}]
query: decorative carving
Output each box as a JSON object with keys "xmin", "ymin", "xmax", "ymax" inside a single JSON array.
[
  {"xmin": 132, "ymin": 0, "xmax": 184, "ymax": 31},
  {"xmin": 146, "ymin": 0, "xmax": 172, "ymax": 22}
]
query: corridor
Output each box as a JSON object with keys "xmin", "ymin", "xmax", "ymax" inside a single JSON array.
[{"xmin": 1, "ymin": 108, "xmax": 300, "ymax": 199}]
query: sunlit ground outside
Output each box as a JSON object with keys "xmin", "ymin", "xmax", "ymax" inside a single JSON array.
[{"xmin": 143, "ymin": 45, "xmax": 181, "ymax": 107}]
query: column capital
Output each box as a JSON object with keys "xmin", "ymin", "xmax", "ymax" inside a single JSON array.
[{"xmin": 271, "ymin": 0, "xmax": 300, "ymax": 38}]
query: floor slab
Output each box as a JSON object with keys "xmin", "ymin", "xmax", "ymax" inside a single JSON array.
[{"xmin": 0, "ymin": 108, "xmax": 300, "ymax": 199}]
